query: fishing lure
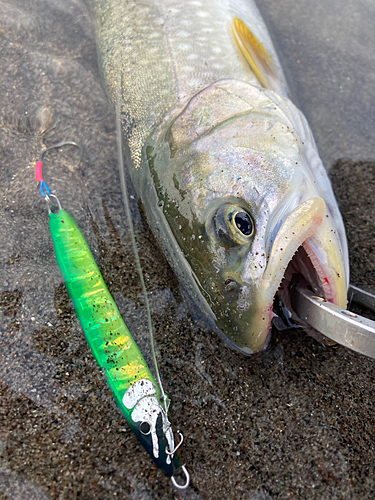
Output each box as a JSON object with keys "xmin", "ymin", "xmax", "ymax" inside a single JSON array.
[{"xmin": 35, "ymin": 142, "xmax": 189, "ymax": 488}]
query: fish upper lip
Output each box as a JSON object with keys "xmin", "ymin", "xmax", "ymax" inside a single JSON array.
[{"xmin": 259, "ymin": 197, "xmax": 326, "ymax": 306}]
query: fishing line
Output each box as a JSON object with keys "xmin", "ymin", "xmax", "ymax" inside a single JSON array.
[{"xmin": 113, "ymin": 37, "xmax": 168, "ymax": 414}]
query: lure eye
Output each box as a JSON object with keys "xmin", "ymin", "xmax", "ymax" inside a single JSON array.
[
  {"xmin": 205, "ymin": 203, "xmax": 255, "ymax": 247},
  {"xmin": 139, "ymin": 421, "xmax": 151, "ymax": 435}
]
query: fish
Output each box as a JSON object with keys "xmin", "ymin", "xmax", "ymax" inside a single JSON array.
[{"xmin": 88, "ymin": 0, "xmax": 349, "ymax": 354}]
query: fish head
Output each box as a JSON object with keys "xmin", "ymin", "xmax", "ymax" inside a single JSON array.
[{"xmin": 146, "ymin": 80, "xmax": 348, "ymax": 354}]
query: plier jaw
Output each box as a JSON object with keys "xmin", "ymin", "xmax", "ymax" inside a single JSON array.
[{"xmin": 291, "ymin": 284, "xmax": 375, "ymax": 358}]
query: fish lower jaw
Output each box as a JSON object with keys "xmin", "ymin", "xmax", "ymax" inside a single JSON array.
[
  {"xmin": 240, "ymin": 249, "xmax": 326, "ymax": 354},
  {"xmin": 271, "ymin": 234, "xmax": 347, "ymax": 345}
]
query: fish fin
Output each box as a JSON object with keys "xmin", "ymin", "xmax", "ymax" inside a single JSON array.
[{"xmin": 230, "ymin": 17, "xmax": 285, "ymax": 95}]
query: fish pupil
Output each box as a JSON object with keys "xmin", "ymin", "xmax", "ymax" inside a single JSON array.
[{"xmin": 234, "ymin": 212, "xmax": 253, "ymax": 236}]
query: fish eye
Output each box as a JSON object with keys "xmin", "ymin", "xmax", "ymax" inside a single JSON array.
[
  {"xmin": 205, "ymin": 203, "xmax": 255, "ymax": 247},
  {"xmin": 139, "ymin": 421, "xmax": 151, "ymax": 435}
]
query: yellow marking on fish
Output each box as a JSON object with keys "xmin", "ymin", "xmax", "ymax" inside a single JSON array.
[{"xmin": 230, "ymin": 17, "xmax": 275, "ymax": 91}]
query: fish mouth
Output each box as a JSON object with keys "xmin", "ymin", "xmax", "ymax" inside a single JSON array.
[
  {"xmin": 274, "ymin": 243, "xmax": 331, "ymax": 326},
  {"xmin": 239, "ymin": 197, "xmax": 347, "ymax": 354}
]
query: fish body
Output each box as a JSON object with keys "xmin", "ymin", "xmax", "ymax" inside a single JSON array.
[{"xmin": 90, "ymin": 0, "xmax": 349, "ymax": 353}]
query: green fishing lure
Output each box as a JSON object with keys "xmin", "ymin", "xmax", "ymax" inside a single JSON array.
[
  {"xmin": 35, "ymin": 142, "xmax": 188, "ymax": 487},
  {"xmin": 49, "ymin": 208, "xmax": 183, "ymax": 477},
  {"xmin": 48, "ymin": 207, "xmax": 186, "ymax": 478}
]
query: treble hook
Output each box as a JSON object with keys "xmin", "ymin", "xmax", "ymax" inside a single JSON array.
[{"xmin": 35, "ymin": 140, "xmax": 83, "ymax": 198}]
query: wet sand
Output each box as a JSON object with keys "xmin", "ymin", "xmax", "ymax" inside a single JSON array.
[{"xmin": 0, "ymin": 1, "xmax": 374, "ymax": 499}]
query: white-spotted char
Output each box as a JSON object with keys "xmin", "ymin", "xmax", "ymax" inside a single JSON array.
[{"xmin": 89, "ymin": 0, "xmax": 349, "ymax": 353}]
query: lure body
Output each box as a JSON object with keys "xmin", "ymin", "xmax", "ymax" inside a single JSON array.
[{"xmin": 48, "ymin": 209, "xmax": 180, "ymax": 476}]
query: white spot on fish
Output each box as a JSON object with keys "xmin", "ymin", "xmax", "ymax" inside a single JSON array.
[
  {"xmin": 154, "ymin": 17, "xmax": 165, "ymax": 26},
  {"xmin": 196, "ymin": 11, "xmax": 209, "ymax": 18},
  {"xmin": 187, "ymin": 53, "xmax": 199, "ymax": 60},
  {"xmin": 178, "ymin": 43, "xmax": 192, "ymax": 51},
  {"xmin": 148, "ymin": 31, "xmax": 161, "ymax": 40},
  {"xmin": 168, "ymin": 7, "xmax": 181, "ymax": 15},
  {"xmin": 179, "ymin": 19, "xmax": 191, "ymax": 27},
  {"xmin": 212, "ymin": 62, "xmax": 225, "ymax": 70},
  {"xmin": 177, "ymin": 30, "xmax": 190, "ymax": 38},
  {"xmin": 188, "ymin": 77, "xmax": 204, "ymax": 88}
]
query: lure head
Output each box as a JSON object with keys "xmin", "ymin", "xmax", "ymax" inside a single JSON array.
[
  {"xmin": 122, "ymin": 379, "xmax": 181, "ymax": 476},
  {"xmin": 145, "ymin": 80, "xmax": 348, "ymax": 354}
]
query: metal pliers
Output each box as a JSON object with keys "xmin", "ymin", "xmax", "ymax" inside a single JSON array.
[{"xmin": 292, "ymin": 284, "xmax": 375, "ymax": 358}]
